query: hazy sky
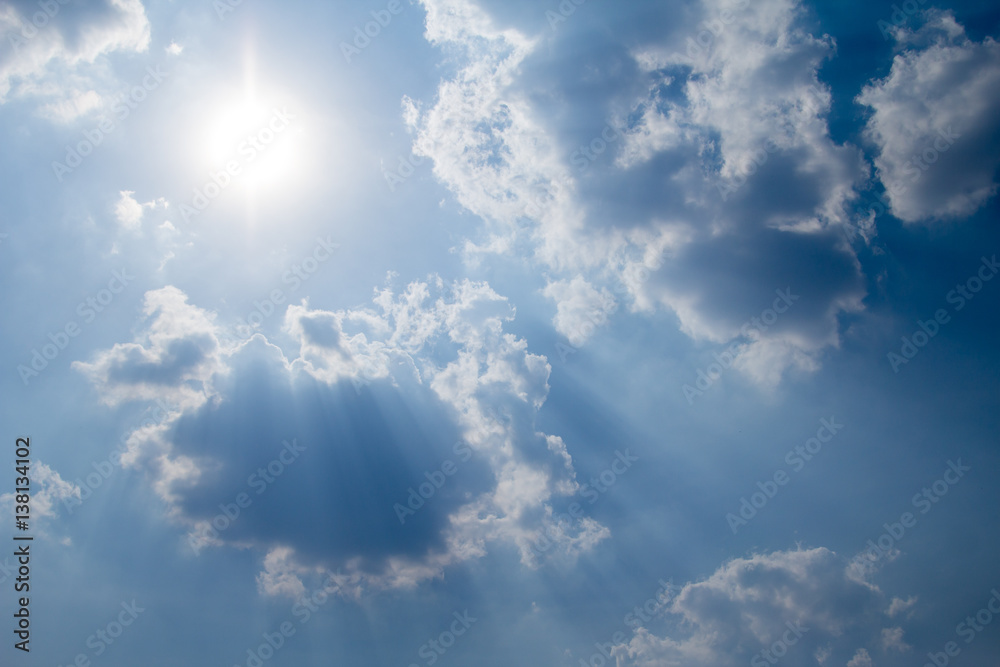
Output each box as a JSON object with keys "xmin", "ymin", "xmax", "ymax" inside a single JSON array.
[{"xmin": 1, "ymin": 0, "xmax": 999, "ymax": 665}]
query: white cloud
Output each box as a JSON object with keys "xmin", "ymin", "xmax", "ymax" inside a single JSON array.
[
  {"xmin": 256, "ymin": 547, "xmax": 309, "ymax": 599},
  {"xmin": 0, "ymin": 461, "xmax": 80, "ymax": 525},
  {"xmin": 732, "ymin": 336, "xmax": 821, "ymax": 389},
  {"xmin": 165, "ymin": 41, "xmax": 183, "ymax": 56},
  {"xmin": 613, "ymin": 548, "xmax": 904, "ymax": 667},
  {"xmin": 542, "ymin": 276, "xmax": 616, "ymax": 348},
  {"xmin": 401, "ymin": 94, "xmax": 420, "ymax": 130},
  {"xmin": 621, "ymin": 0, "xmax": 864, "ymax": 221},
  {"xmin": 114, "ymin": 190, "xmax": 144, "ymax": 228},
  {"xmin": 38, "ymin": 88, "xmax": 103, "ymax": 123},
  {"xmin": 113, "ymin": 190, "xmax": 167, "ymax": 229},
  {"xmin": 284, "ymin": 277, "xmax": 606, "ymax": 573},
  {"xmin": 613, "ymin": 0, "xmax": 869, "ymax": 381},
  {"xmin": 847, "ymin": 647, "xmax": 873, "ymax": 667},
  {"xmin": 880, "ymin": 626, "xmax": 910, "ymax": 652},
  {"xmin": 78, "ymin": 279, "xmax": 608, "ymax": 595},
  {"xmin": 410, "ymin": 0, "xmax": 599, "ymax": 272},
  {"xmin": 406, "ymin": 0, "xmax": 869, "ymax": 390},
  {"xmin": 886, "ymin": 596, "xmax": 917, "ymax": 618},
  {"xmin": 857, "ymin": 10, "xmax": 1000, "ymax": 222},
  {"xmin": 72, "ymin": 285, "xmax": 226, "ymax": 412},
  {"xmin": 0, "ymin": 0, "xmax": 151, "ymax": 119},
  {"xmin": 0, "ymin": 463, "xmax": 78, "ymax": 555}
]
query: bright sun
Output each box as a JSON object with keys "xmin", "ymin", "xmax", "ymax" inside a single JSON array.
[{"xmin": 199, "ymin": 88, "xmax": 303, "ymax": 198}]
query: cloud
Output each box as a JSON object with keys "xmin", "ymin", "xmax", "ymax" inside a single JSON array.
[
  {"xmin": 113, "ymin": 190, "xmax": 167, "ymax": 230},
  {"xmin": 406, "ymin": 0, "xmax": 868, "ymax": 386},
  {"xmin": 857, "ymin": 10, "xmax": 1000, "ymax": 222},
  {"xmin": 38, "ymin": 88, "xmax": 102, "ymax": 123},
  {"xmin": 880, "ymin": 626, "xmax": 910, "ymax": 652},
  {"xmin": 613, "ymin": 0, "xmax": 869, "ymax": 373},
  {"xmin": 410, "ymin": 0, "xmax": 567, "ymax": 262},
  {"xmin": 0, "ymin": 461, "xmax": 80, "ymax": 523},
  {"xmin": 542, "ymin": 276, "xmax": 616, "ymax": 348},
  {"xmin": 612, "ymin": 547, "xmax": 906, "ymax": 667},
  {"xmin": 255, "ymin": 546, "xmax": 310, "ymax": 599},
  {"xmin": 76, "ymin": 279, "xmax": 608, "ymax": 595},
  {"xmin": 847, "ymin": 648, "xmax": 873, "ymax": 667},
  {"xmin": 0, "ymin": 0, "xmax": 151, "ymax": 119},
  {"xmin": 886, "ymin": 596, "xmax": 917, "ymax": 618},
  {"xmin": 72, "ymin": 286, "xmax": 226, "ymax": 412}
]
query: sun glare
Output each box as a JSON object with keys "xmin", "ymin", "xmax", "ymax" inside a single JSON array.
[{"xmin": 201, "ymin": 93, "xmax": 302, "ymax": 195}]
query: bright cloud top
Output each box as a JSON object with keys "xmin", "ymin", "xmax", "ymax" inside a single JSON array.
[{"xmin": 75, "ymin": 279, "xmax": 610, "ymax": 595}]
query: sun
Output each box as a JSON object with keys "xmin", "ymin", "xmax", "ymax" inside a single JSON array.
[{"xmin": 194, "ymin": 72, "xmax": 308, "ymax": 210}]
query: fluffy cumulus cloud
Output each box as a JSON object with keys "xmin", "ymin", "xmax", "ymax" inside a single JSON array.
[
  {"xmin": 408, "ymin": 0, "xmax": 580, "ymax": 264},
  {"xmin": 0, "ymin": 461, "xmax": 79, "ymax": 521},
  {"xmin": 72, "ymin": 286, "xmax": 225, "ymax": 411},
  {"xmin": 113, "ymin": 190, "xmax": 168, "ymax": 229},
  {"xmin": 0, "ymin": 0, "xmax": 150, "ymax": 119},
  {"xmin": 857, "ymin": 10, "xmax": 1000, "ymax": 223},
  {"xmin": 620, "ymin": 0, "xmax": 854, "ymax": 193},
  {"xmin": 542, "ymin": 276, "xmax": 617, "ymax": 348},
  {"xmin": 612, "ymin": 547, "xmax": 910, "ymax": 667},
  {"xmin": 846, "ymin": 648, "xmax": 874, "ymax": 667},
  {"xmin": 406, "ymin": 0, "xmax": 869, "ymax": 389},
  {"xmin": 75, "ymin": 279, "xmax": 608, "ymax": 596},
  {"xmin": 590, "ymin": 0, "xmax": 870, "ymax": 383},
  {"xmin": 880, "ymin": 626, "xmax": 910, "ymax": 652}
]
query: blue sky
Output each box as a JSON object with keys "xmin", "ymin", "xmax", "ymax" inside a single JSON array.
[{"xmin": 1, "ymin": 0, "xmax": 999, "ymax": 665}]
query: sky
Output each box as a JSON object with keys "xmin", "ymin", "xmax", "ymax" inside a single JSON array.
[{"xmin": 1, "ymin": 0, "xmax": 999, "ymax": 665}]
